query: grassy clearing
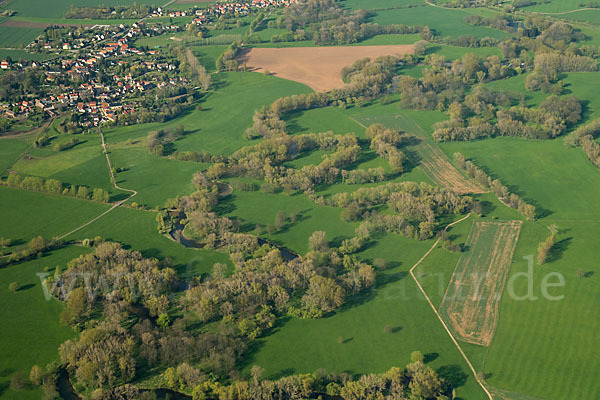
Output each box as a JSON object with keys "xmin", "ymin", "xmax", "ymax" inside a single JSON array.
[
  {"xmin": 342, "ymin": 0, "xmax": 427, "ymax": 9},
  {"xmin": 221, "ymin": 189, "xmax": 357, "ymax": 255},
  {"xmin": 102, "ymin": 72, "xmax": 311, "ymax": 156},
  {"xmin": 522, "ymin": 0, "xmax": 592, "ymax": 13},
  {"xmin": 440, "ymin": 220, "xmax": 522, "ymax": 346},
  {"xmin": 0, "ymin": 246, "xmax": 86, "ymax": 400},
  {"xmin": 191, "ymin": 44, "xmax": 226, "ymax": 73},
  {"xmin": 0, "ymin": 49, "xmax": 53, "ymax": 60},
  {"xmin": 426, "ymin": 44, "xmax": 503, "ymax": 60},
  {"xmin": 285, "ymin": 106, "xmax": 366, "ymax": 136},
  {"xmin": 347, "ymin": 104, "xmax": 483, "ymax": 194}
]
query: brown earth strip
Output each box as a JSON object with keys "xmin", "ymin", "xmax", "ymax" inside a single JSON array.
[
  {"xmin": 440, "ymin": 220, "xmax": 522, "ymax": 346},
  {"xmin": 238, "ymin": 44, "xmax": 415, "ymax": 92}
]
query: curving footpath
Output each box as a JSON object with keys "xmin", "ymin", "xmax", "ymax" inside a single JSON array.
[
  {"xmin": 57, "ymin": 129, "xmax": 137, "ymax": 241},
  {"xmin": 408, "ymin": 213, "xmax": 494, "ymax": 400}
]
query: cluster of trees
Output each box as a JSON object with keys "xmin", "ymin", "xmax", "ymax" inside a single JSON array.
[
  {"xmin": 464, "ymin": 14, "xmax": 517, "ymax": 33},
  {"xmin": 0, "ymin": 69, "xmax": 48, "ymax": 103},
  {"xmin": 314, "ymin": 181, "xmax": 472, "ymax": 240},
  {"xmin": 564, "ymin": 117, "xmax": 600, "ymax": 169},
  {"xmin": 366, "ymin": 123, "xmax": 409, "ymax": 173},
  {"xmin": 147, "ymin": 125, "xmax": 185, "ymax": 156},
  {"xmin": 216, "ymin": 41, "xmax": 241, "ymax": 72},
  {"xmin": 243, "ymin": 107, "xmax": 287, "ymax": 139},
  {"xmin": 2, "ymin": 172, "xmax": 110, "ymax": 203},
  {"xmin": 526, "ymin": 51, "xmax": 598, "ymax": 93},
  {"xmin": 56, "ymin": 115, "xmax": 85, "ymax": 135},
  {"xmin": 78, "ymin": 351, "xmax": 454, "ymax": 400},
  {"xmin": 186, "ymin": 351, "xmax": 451, "ymax": 400},
  {"xmin": 453, "ymin": 152, "xmax": 536, "ymax": 220},
  {"xmin": 342, "ymin": 167, "xmax": 386, "ymax": 185},
  {"xmin": 433, "ymin": 90, "xmax": 582, "ymax": 141},
  {"xmin": 397, "ymin": 53, "xmax": 519, "ymax": 114},
  {"xmin": 441, "ymin": 34, "xmax": 500, "ymax": 48},
  {"xmin": 65, "ymin": 4, "xmax": 153, "ymax": 19},
  {"xmin": 537, "ymin": 224, "xmax": 557, "ymax": 264},
  {"xmin": 270, "ymin": 0, "xmax": 428, "ymax": 45}
]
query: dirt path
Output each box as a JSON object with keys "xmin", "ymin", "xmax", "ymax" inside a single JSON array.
[
  {"xmin": 408, "ymin": 213, "xmax": 494, "ymax": 400},
  {"xmin": 57, "ymin": 129, "xmax": 136, "ymax": 241}
]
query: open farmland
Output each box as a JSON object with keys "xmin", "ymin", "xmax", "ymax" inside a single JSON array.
[
  {"xmin": 440, "ymin": 220, "xmax": 522, "ymax": 346},
  {"xmin": 238, "ymin": 44, "xmax": 415, "ymax": 91},
  {"xmin": 0, "ymin": 0, "xmax": 598, "ymax": 398}
]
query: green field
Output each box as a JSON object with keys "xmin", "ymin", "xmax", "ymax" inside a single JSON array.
[
  {"xmin": 370, "ymin": 6, "xmax": 508, "ymax": 39},
  {"xmin": 0, "ymin": 186, "xmax": 110, "ymax": 244},
  {"xmin": 439, "ymin": 137, "xmax": 600, "ymax": 399},
  {"xmin": 0, "ymin": 246, "xmax": 87, "ymax": 400},
  {"xmin": 0, "ymin": 25, "xmax": 42, "ymax": 48},
  {"xmin": 0, "ymin": 137, "xmax": 31, "ymax": 175},
  {"xmin": 109, "ymin": 147, "xmax": 200, "ymax": 208},
  {"xmin": 0, "ymin": 0, "xmax": 599, "ymax": 398}
]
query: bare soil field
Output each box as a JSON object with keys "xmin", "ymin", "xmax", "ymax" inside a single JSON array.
[
  {"xmin": 440, "ymin": 220, "xmax": 522, "ymax": 346},
  {"xmin": 238, "ymin": 44, "xmax": 415, "ymax": 92}
]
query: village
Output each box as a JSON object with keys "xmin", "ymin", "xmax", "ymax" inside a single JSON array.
[{"xmin": 0, "ymin": 0, "xmax": 298, "ymax": 131}]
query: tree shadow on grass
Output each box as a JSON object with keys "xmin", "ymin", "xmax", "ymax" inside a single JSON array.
[
  {"xmin": 546, "ymin": 237, "xmax": 572, "ymax": 263},
  {"xmin": 238, "ymin": 316, "xmax": 293, "ymax": 376},
  {"xmin": 18, "ymin": 283, "xmax": 35, "ymax": 291},
  {"xmin": 214, "ymin": 193, "xmax": 237, "ymax": 215},
  {"xmin": 424, "ymin": 352, "xmax": 439, "ymax": 363},
  {"xmin": 437, "ymin": 364, "xmax": 468, "ymax": 389}
]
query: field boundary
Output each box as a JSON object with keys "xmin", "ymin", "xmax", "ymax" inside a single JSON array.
[
  {"xmin": 440, "ymin": 220, "xmax": 522, "ymax": 346},
  {"xmin": 408, "ymin": 213, "xmax": 494, "ymax": 400}
]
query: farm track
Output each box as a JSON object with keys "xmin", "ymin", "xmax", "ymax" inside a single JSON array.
[
  {"xmin": 57, "ymin": 129, "xmax": 136, "ymax": 241},
  {"xmin": 408, "ymin": 213, "xmax": 494, "ymax": 400}
]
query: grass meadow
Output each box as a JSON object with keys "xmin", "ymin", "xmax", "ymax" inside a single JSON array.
[
  {"xmin": 0, "ymin": 246, "xmax": 88, "ymax": 400},
  {"xmin": 0, "ymin": 186, "xmax": 110, "ymax": 244}
]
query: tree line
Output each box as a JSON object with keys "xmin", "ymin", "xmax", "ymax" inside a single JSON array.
[
  {"xmin": 2, "ymin": 172, "xmax": 110, "ymax": 203},
  {"xmin": 453, "ymin": 152, "xmax": 536, "ymax": 220}
]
